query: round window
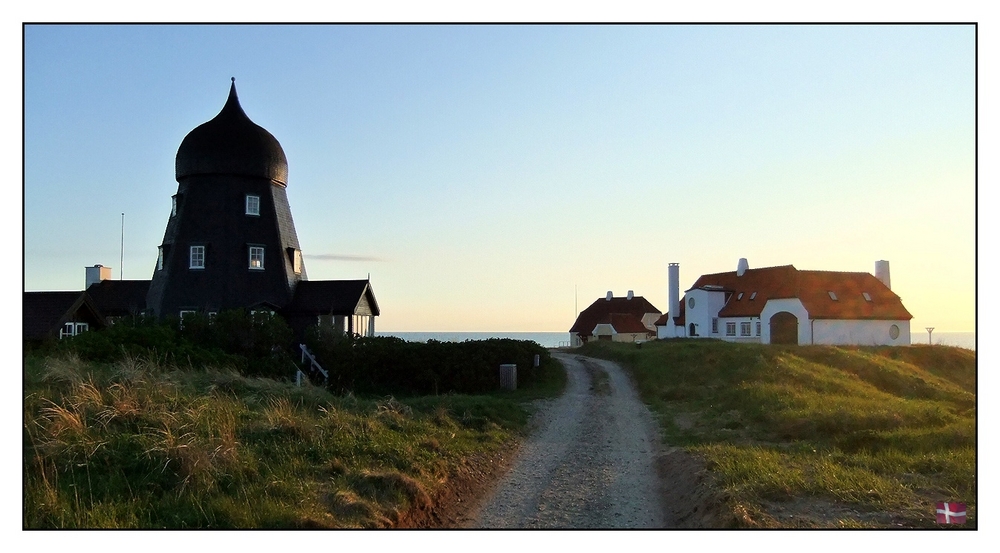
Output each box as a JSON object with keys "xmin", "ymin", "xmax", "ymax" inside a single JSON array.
[
  {"xmin": 688, "ymin": 297, "xmax": 695, "ymax": 309},
  {"xmin": 889, "ymin": 324, "xmax": 900, "ymax": 340}
]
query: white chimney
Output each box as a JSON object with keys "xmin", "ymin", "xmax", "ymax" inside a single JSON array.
[
  {"xmin": 606, "ymin": 291, "xmax": 613, "ymax": 301},
  {"xmin": 875, "ymin": 260, "xmax": 891, "ymax": 290},
  {"xmin": 668, "ymin": 263, "xmax": 680, "ymax": 321},
  {"xmin": 627, "ymin": 290, "xmax": 634, "ymax": 300},
  {"xmin": 85, "ymin": 264, "xmax": 112, "ymax": 289},
  {"xmin": 737, "ymin": 258, "xmax": 749, "ymax": 276}
]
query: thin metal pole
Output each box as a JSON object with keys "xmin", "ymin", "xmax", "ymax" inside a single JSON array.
[{"xmin": 120, "ymin": 213, "xmax": 124, "ymax": 280}]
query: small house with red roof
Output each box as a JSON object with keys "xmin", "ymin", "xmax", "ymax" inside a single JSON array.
[
  {"xmin": 656, "ymin": 259, "xmax": 912, "ymax": 346},
  {"xmin": 569, "ymin": 290, "xmax": 661, "ymax": 347}
]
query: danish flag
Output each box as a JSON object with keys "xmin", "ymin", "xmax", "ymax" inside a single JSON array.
[{"xmin": 935, "ymin": 502, "xmax": 967, "ymax": 524}]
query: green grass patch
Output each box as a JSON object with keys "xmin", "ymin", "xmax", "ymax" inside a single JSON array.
[
  {"xmin": 23, "ymin": 350, "xmax": 566, "ymax": 528},
  {"xmin": 581, "ymin": 339, "xmax": 976, "ymax": 528}
]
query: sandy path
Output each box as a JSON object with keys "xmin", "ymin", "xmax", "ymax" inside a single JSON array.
[{"xmin": 459, "ymin": 353, "xmax": 667, "ymax": 528}]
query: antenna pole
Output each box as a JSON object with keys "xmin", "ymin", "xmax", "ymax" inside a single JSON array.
[{"xmin": 120, "ymin": 212, "xmax": 124, "ymax": 280}]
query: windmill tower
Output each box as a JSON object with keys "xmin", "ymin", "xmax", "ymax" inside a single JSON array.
[{"xmin": 146, "ymin": 79, "xmax": 307, "ymax": 317}]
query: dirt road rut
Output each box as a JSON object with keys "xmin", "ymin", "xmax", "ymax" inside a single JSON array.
[{"xmin": 459, "ymin": 353, "xmax": 667, "ymax": 528}]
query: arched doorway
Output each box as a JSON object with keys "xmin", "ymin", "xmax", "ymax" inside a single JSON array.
[
  {"xmin": 689, "ymin": 323, "xmax": 697, "ymax": 337},
  {"xmin": 770, "ymin": 312, "xmax": 798, "ymax": 345}
]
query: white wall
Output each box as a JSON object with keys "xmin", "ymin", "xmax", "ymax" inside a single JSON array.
[
  {"xmin": 592, "ymin": 323, "xmax": 647, "ymax": 343},
  {"xmin": 717, "ymin": 316, "xmax": 763, "ymax": 343},
  {"xmin": 760, "ymin": 298, "xmax": 810, "ymax": 345},
  {"xmin": 812, "ymin": 320, "xmax": 911, "ymax": 346},
  {"xmin": 640, "ymin": 311, "xmax": 662, "ymax": 331},
  {"xmin": 685, "ymin": 289, "xmax": 727, "ymax": 338}
]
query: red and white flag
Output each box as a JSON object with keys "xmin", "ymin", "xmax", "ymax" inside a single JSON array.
[{"xmin": 935, "ymin": 502, "xmax": 967, "ymax": 524}]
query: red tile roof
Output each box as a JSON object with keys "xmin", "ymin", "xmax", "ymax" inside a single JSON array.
[
  {"xmin": 599, "ymin": 313, "xmax": 653, "ymax": 334},
  {"xmin": 569, "ymin": 295, "xmax": 660, "ymax": 336},
  {"xmin": 654, "ymin": 298, "xmax": 686, "ymax": 327}
]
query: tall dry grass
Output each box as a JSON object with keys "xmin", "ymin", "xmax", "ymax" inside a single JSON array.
[{"xmin": 23, "ymin": 350, "xmax": 550, "ymax": 528}]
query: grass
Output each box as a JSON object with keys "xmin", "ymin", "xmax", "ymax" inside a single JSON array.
[
  {"xmin": 23, "ymin": 350, "xmax": 566, "ymax": 528},
  {"xmin": 581, "ymin": 339, "xmax": 976, "ymax": 528}
]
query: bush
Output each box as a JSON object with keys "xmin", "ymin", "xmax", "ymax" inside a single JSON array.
[
  {"xmin": 304, "ymin": 333, "xmax": 552, "ymax": 396},
  {"xmin": 54, "ymin": 310, "xmax": 294, "ymax": 379}
]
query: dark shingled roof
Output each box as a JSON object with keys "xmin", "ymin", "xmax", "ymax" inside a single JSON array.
[
  {"xmin": 285, "ymin": 280, "xmax": 380, "ymax": 316},
  {"xmin": 86, "ymin": 280, "xmax": 150, "ymax": 317},
  {"xmin": 175, "ymin": 79, "xmax": 288, "ymax": 185},
  {"xmin": 23, "ymin": 292, "xmax": 104, "ymax": 341},
  {"xmin": 569, "ymin": 295, "xmax": 660, "ymax": 336}
]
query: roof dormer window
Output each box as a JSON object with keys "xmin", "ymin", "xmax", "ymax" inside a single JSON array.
[
  {"xmin": 750, "ymin": 292, "xmax": 757, "ymax": 300},
  {"xmin": 828, "ymin": 291, "xmax": 838, "ymax": 301},
  {"xmin": 737, "ymin": 292, "xmax": 744, "ymax": 300},
  {"xmin": 862, "ymin": 292, "xmax": 872, "ymax": 302}
]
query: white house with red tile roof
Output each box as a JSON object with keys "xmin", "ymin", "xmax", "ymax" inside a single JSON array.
[
  {"xmin": 656, "ymin": 259, "xmax": 912, "ymax": 346},
  {"xmin": 570, "ymin": 291, "xmax": 661, "ymax": 347}
]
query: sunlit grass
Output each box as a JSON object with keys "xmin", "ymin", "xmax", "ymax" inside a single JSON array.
[
  {"xmin": 582, "ymin": 339, "xmax": 976, "ymax": 528},
  {"xmin": 23, "ymin": 351, "xmax": 565, "ymax": 528}
]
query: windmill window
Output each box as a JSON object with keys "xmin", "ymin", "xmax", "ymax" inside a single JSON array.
[
  {"xmin": 60, "ymin": 322, "xmax": 89, "ymax": 339},
  {"xmin": 189, "ymin": 246, "xmax": 205, "ymax": 269},
  {"xmin": 171, "ymin": 195, "xmax": 178, "ymax": 217},
  {"xmin": 249, "ymin": 246, "xmax": 265, "ymax": 270},
  {"xmin": 178, "ymin": 310, "xmax": 196, "ymax": 329},
  {"xmin": 828, "ymin": 291, "xmax": 838, "ymax": 301},
  {"xmin": 290, "ymin": 248, "xmax": 302, "ymax": 274},
  {"xmin": 246, "ymin": 195, "xmax": 260, "ymax": 216},
  {"xmin": 157, "ymin": 247, "xmax": 164, "ymax": 270}
]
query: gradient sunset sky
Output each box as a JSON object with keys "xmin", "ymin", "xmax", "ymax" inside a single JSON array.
[{"xmin": 22, "ymin": 22, "xmax": 976, "ymax": 332}]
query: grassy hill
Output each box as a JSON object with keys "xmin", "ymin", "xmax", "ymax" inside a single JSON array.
[
  {"xmin": 580, "ymin": 339, "xmax": 976, "ymax": 528},
  {"xmin": 23, "ymin": 351, "xmax": 564, "ymax": 528}
]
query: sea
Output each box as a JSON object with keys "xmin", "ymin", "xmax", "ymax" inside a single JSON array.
[
  {"xmin": 376, "ymin": 332, "xmax": 572, "ymax": 349},
  {"xmin": 376, "ymin": 331, "xmax": 976, "ymax": 351}
]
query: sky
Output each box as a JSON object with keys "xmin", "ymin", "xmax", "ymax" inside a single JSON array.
[{"xmin": 20, "ymin": 21, "xmax": 978, "ymax": 333}]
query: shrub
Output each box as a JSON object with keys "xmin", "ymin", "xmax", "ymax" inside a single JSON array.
[
  {"xmin": 304, "ymin": 333, "xmax": 552, "ymax": 396},
  {"xmin": 55, "ymin": 310, "xmax": 294, "ymax": 379}
]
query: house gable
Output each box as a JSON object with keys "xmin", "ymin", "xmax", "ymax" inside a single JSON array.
[
  {"xmin": 570, "ymin": 295, "xmax": 661, "ymax": 337},
  {"xmin": 23, "ymin": 291, "xmax": 105, "ymax": 341}
]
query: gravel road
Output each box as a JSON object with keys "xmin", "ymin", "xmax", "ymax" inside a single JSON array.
[{"xmin": 460, "ymin": 353, "xmax": 667, "ymax": 528}]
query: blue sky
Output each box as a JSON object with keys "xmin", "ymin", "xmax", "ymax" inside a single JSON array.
[{"xmin": 22, "ymin": 23, "xmax": 977, "ymax": 332}]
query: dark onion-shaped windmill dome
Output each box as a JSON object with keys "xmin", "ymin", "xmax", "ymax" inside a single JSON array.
[{"xmin": 175, "ymin": 79, "xmax": 288, "ymax": 185}]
